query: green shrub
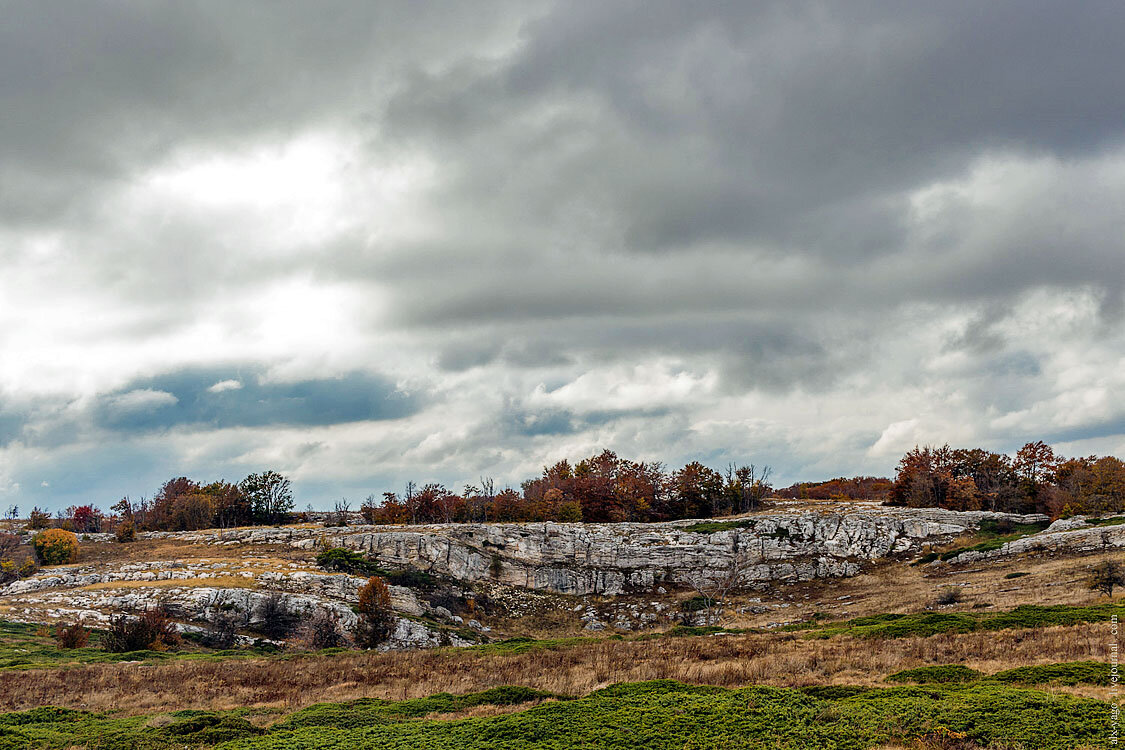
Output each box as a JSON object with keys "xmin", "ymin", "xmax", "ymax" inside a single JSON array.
[
  {"xmin": 31, "ymin": 529, "xmax": 78, "ymax": 565},
  {"xmin": 0, "ymin": 681, "xmax": 1111, "ymax": 749},
  {"xmin": 679, "ymin": 595, "xmax": 711, "ymax": 612},
  {"xmin": 315, "ymin": 547, "xmax": 381, "ymax": 575},
  {"xmin": 1004, "ymin": 571, "xmax": 1029, "ymax": 579},
  {"xmin": 159, "ymin": 712, "xmax": 263, "ymax": 744},
  {"xmin": 803, "ymin": 603, "xmax": 1125, "ymax": 640},
  {"xmin": 886, "ymin": 665, "xmax": 983, "ymax": 684},
  {"xmin": 990, "ymin": 661, "xmax": 1109, "ymax": 686}
]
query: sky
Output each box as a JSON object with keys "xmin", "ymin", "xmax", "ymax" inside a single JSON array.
[{"xmin": 2, "ymin": 1, "xmax": 1124, "ymax": 512}]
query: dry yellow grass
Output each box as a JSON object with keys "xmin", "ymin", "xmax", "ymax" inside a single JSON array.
[{"xmin": 1, "ymin": 621, "xmax": 1115, "ymax": 715}]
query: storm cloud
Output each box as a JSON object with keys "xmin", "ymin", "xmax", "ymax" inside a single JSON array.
[{"xmin": 1, "ymin": 1, "xmax": 1123, "ymax": 510}]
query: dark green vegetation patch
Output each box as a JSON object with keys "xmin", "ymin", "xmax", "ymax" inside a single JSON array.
[
  {"xmin": 681, "ymin": 519, "xmax": 755, "ymax": 534},
  {"xmin": 886, "ymin": 665, "xmax": 984, "ymax": 684},
  {"xmin": 930, "ymin": 518, "xmax": 1052, "ymax": 561},
  {"xmin": 0, "ymin": 680, "xmax": 1110, "ymax": 749},
  {"xmin": 796, "ymin": 603, "xmax": 1125, "ymax": 639},
  {"xmin": 991, "ymin": 661, "xmax": 1111, "ymax": 686},
  {"xmin": 886, "ymin": 661, "xmax": 1110, "ymax": 687}
]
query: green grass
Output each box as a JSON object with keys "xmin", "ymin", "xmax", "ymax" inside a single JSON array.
[
  {"xmin": 0, "ymin": 619, "xmax": 305, "ymax": 671},
  {"xmin": 1087, "ymin": 516, "xmax": 1125, "ymax": 527},
  {"xmin": 0, "ymin": 680, "xmax": 1111, "ymax": 749},
  {"xmin": 930, "ymin": 518, "xmax": 1052, "ymax": 562},
  {"xmin": 887, "ymin": 661, "xmax": 1112, "ymax": 687},
  {"xmin": 794, "ymin": 603, "xmax": 1125, "ymax": 639},
  {"xmin": 681, "ymin": 519, "xmax": 755, "ymax": 534}
]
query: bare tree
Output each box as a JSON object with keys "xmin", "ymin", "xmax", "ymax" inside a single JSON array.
[
  {"xmin": 682, "ymin": 553, "xmax": 753, "ymax": 626},
  {"xmin": 1090, "ymin": 560, "xmax": 1125, "ymax": 598},
  {"xmin": 726, "ymin": 464, "xmax": 774, "ymax": 514},
  {"xmin": 330, "ymin": 498, "xmax": 351, "ymax": 527}
]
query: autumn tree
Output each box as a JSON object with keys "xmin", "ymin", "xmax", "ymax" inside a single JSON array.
[{"xmin": 354, "ymin": 576, "xmax": 395, "ymax": 648}]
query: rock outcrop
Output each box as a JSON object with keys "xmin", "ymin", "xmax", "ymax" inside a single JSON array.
[
  {"xmin": 940, "ymin": 518, "xmax": 1125, "ymax": 564},
  {"xmin": 125, "ymin": 504, "xmax": 1044, "ymax": 595},
  {"xmin": 310, "ymin": 507, "xmax": 1043, "ymax": 595}
]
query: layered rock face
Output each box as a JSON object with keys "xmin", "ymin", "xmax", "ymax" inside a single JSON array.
[
  {"xmin": 0, "ymin": 558, "xmax": 471, "ymax": 650},
  {"xmin": 942, "ymin": 517, "xmax": 1125, "ymax": 564},
  {"xmin": 295, "ymin": 505, "xmax": 1045, "ymax": 595}
]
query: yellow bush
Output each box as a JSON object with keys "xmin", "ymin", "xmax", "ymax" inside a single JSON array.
[{"xmin": 31, "ymin": 528, "xmax": 79, "ymax": 565}]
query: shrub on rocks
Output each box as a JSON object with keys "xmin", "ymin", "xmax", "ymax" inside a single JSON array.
[
  {"xmin": 295, "ymin": 609, "xmax": 347, "ymax": 650},
  {"xmin": 27, "ymin": 507, "xmax": 51, "ymax": 529},
  {"xmin": 31, "ymin": 528, "xmax": 79, "ymax": 565},
  {"xmin": 255, "ymin": 592, "xmax": 301, "ymax": 640},
  {"xmin": 354, "ymin": 577, "xmax": 395, "ymax": 648}
]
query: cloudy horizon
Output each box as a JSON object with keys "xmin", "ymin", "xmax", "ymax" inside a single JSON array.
[{"xmin": 2, "ymin": 1, "xmax": 1124, "ymax": 511}]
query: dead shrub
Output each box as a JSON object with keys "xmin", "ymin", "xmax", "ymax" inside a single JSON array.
[
  {"xmin": 935, "ymin": 587, "xmax": 962, "ymax": 606},
  {"xmin": 55, "ymin": 622, "xmax": 90, "ymax": 649},
  {"xmin": 295, "ymin": 609, "xmax": 347, "ymax": 650},
  {"xmin": 254, "ymin": 592, "xmax": 301, "ymax": 640},
  {"xmin": 104, "ymin": 608, "xmax": 182, "ymax": 652}
]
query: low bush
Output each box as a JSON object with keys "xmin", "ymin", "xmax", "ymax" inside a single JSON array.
[
  {"xmin": 1003, "ymin": 571, "xmax": 1029, "ymax": 579},
  {"xmin": 990, "ymin": 661, "xmax": 1109, "ymax": 686},
  {"xmin": 54, "ymin": 622, "xmax": 90, "ymax": 649},
  {"xmin": 103, "ymin": 608, "xmax": 181, "ymax": 653},
  {"xmin": 0, "ymin": 556, "xmax": 36, "ymax": 585},
  {"xmin": 254, "ymin": 592, "xmax": 301, "ymax": 640},
  {"xmin": 114, "ymin": 520, "xmax": 136, "ymax": 543},
  {"xmin": 296, "ymin": 609, "xmax": 347, "ymax": 650},
  {"xmin": 935, "ymin": 587, "xmax": 963, "ymax": 606},
  {"xmin": 801, "ymin": 603, "xmax": 1125, "ymax": 640},
  {"xmin": 30, "ymin": 529, "xmax": 78, "ymax": 565},
  {"xmin": 26, "ymin": 507, "xmax": 51, "ymax": 529},
  {"xmin": 315, "ymin": 547, "xmax": 382, "ymax": 576},
  {"xmin": 354, "ymin": 577, "xmax": 395, "ymax": 649},
  {"xmin": 679, "ymin": 595, "xmax": 711, "ymax": 612}
]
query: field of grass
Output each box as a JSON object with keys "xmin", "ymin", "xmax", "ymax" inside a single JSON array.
[
  {"xmin": 0, "ymin": 680, "xmax": 1112, "ymax": 749},
  {"xmin": 0, "ymin": 620, "xmax": 281, "ymax": 671}
]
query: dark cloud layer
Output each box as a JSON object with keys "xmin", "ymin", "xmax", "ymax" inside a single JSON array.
[
  {"xmin": 1, "ymin": 1, "xmax": 1123, "ymax": 510},
  {"xmin": 92, "ymin": 369, "xmax": 420, "ymax": 433}
]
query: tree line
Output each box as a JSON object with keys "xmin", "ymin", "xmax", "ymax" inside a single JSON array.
[
  {"xmin": 362, "ymin": 449, "xmax": 772, "ymax": 524},
  {"xmin": 888, "ymin": 441, "xmax": 1125, "ymax": 517},
  {"xmin": 22, "ymin": 471, "xmax": 294, "ymax": 533}
]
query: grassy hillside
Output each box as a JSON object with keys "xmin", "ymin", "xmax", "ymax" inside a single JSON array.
[{"xmin": 0, "ymin": 680, "xmax": 1111, "ymax": 749}]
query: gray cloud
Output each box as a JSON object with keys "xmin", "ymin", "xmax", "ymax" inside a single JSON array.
[
  {"xmin": 1, "ymin": 1, "xmax": 1124, "ymax": 510},
  {"xmin": 89, "ymin": 368, "xmax": 422, "ymax": 433}
]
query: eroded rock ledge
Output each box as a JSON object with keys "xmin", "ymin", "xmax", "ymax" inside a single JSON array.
[{"xmin": 132, "ymin": 504, "xmax": 1045, "ymax": 595}]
